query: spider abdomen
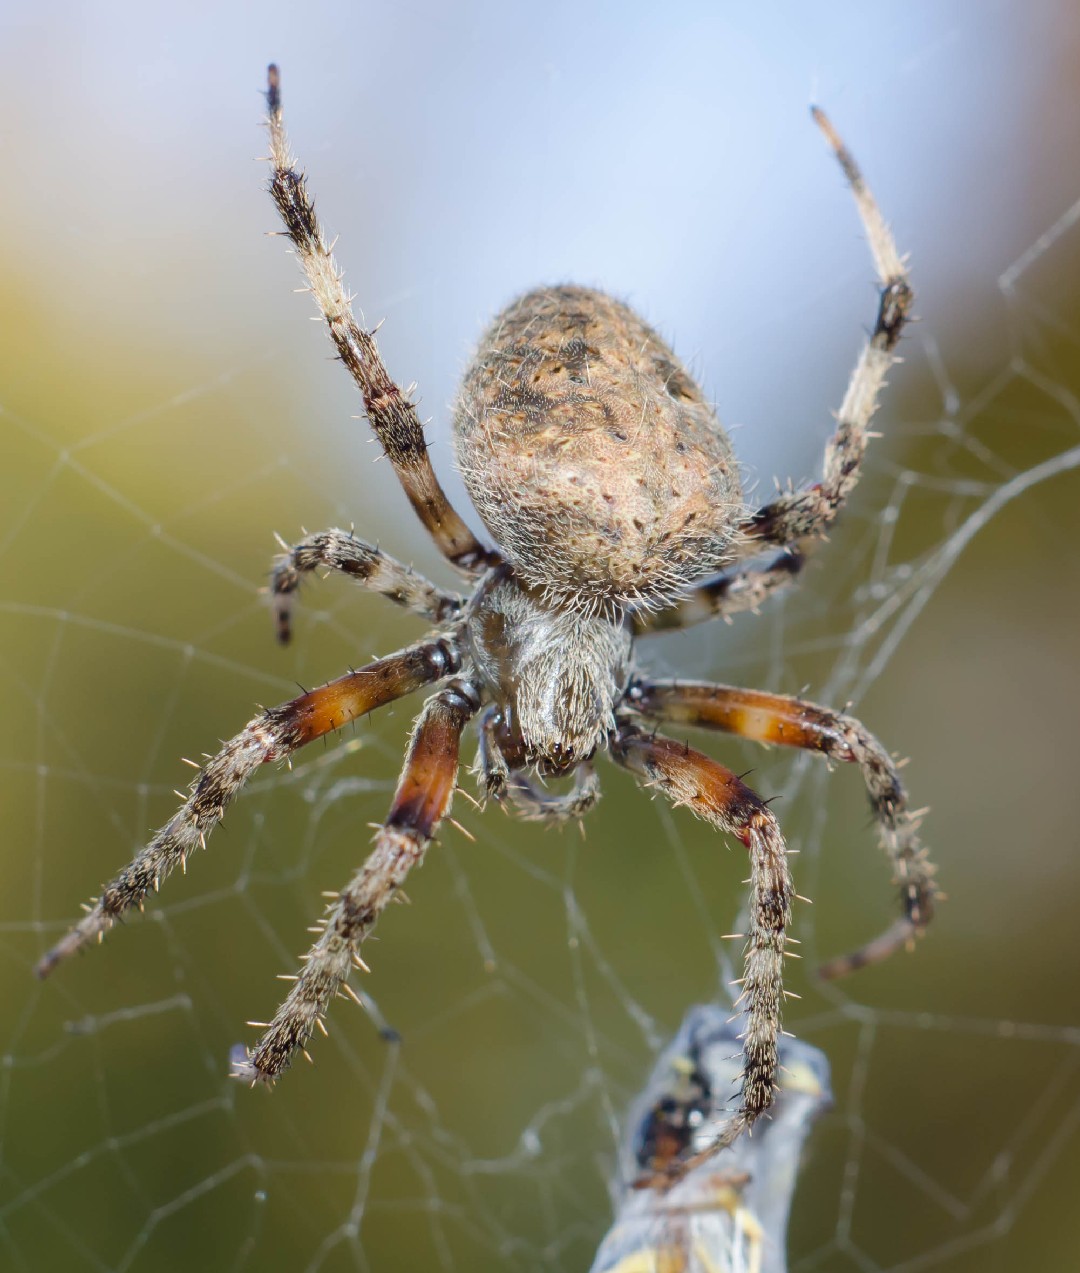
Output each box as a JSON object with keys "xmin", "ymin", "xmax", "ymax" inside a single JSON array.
[{"xmin": 454, "ymin": 286, "xmax": 744, "ymax": 616}]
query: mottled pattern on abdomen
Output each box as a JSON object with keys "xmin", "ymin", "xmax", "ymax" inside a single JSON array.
[{"xmin": 454, "ymin": 286, "xmax": 744, "ymax": 615}]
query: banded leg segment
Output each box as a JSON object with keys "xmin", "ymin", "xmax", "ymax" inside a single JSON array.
[
  {"xmin": 265, "ymin": 66, "xmax": 494, "ymax": 572},
  {"xmin": 739, "ymin": 109, "xmax": 913, "ymax": 552},
  {"xmin": 35, "ymin": 637, "xmax": 460, "ymax": 979},
  {"xmin": 637, "ymin": 109, "xmax": 912, "ymax": 635},
  {"xmin": 610, "ymin": 722, "xmax": 795, "ymax": 1163},
  {"xmin": 628, "ymin": 679, "xmax": 938, "ymax": 976},
  {"xmin": 634, "ymin": 550, "xmax": 805, "ymax": 635},
  {"xmin": 234, "ymin": 679, "xmax": 480, "ymax": 1082},
  {"xmin": 271, "ymin": 527, "xmax": 464, "ymax": 644}
]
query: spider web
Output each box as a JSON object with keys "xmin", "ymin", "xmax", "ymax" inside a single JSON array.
[{"xmin": 4, "ymin": 4, "xmax": 1080, "ymax": 1271}]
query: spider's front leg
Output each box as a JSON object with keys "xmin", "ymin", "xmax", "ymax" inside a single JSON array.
[
  {"xmin": 35, "ymin": 636, "xmax": 460, "ymax": 979},
  {"xmin": 610, "ymin": 721, "xmax": 795, "ymax": 1166},
  {"xmin": 270, "ymin": 527, "xmax": 463, "ymax": 644},
  {"xmin": 627, "ymin": 679, "xmax": 939, "ymax": 977},
  {"xmin": 234, "ymin": 677, "xmax": 481, "ymax": 1082}
]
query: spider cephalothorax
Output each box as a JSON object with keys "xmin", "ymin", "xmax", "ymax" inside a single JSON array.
[
  {"xmin": 465, "ymin": 565, "xmax": 632, "ymax": 774},
  {"xmin": 36, "ymin": 67, "xmax": 939, "ymax": 1178}
]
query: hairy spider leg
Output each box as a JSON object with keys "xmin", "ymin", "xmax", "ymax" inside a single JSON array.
[
  {"xmin": 628, "ymin": 680, "xmax": 938, "ymax": 977},
  {"xmin": 271, "ymin": 527, "xmax": 464, "ymax": 644},
  {"xmin": 640, "ymin": 107, "xmax": 913, "ymax": 636},
  {"xmin": 609, "ymin": 723, "xmax": 795, "ymax": 1175},
  {"xmin": 265, "ymin": 65, "xmax": 495, "ymax": 573},
  {"xmin": 634, "ymin": 549, "xmax": 805, "ymax": 635},
  {"xmin": 234, "ymin": 678, "xmax": 480, "ymax": 1082},
  {"xmin": 35, "ymin": 637, "xmax": 461, "ymax": 979},
  {"xmin": 743, "ymin": 109, "xmax": 913, "ymax": 548}
]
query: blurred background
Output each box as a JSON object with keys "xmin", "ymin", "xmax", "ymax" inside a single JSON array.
[{"xmin": 3, "ymin": 2, "xmax": 1080, "ymax": 1269}]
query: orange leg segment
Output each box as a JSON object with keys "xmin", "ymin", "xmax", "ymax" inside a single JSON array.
[
  {"xmin": 627, "ymin": 679, "xmax": 939, "ymax": 978},
  {"xmin": 235, "ymin": 679, "xmax": 480, "ymax": 1082},
  {"xmin": 610, "ymin": 722, "xmax": 794, "ymax": 1167},
  {"xmin": 35, "ymin": 637, "xmax": 460, "ymax": 979}
]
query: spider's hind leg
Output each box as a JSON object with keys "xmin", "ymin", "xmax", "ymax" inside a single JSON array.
[
  {"xmin": 634, "ymin": 549, "xmax": 805, "ymax": 635},
  {"xmin": 271, "ymin": 527, "xmax": 463, "ymax": 644},
  {"xmin": 637, "ymin": 110, "xmax": 913, "ymax": 636},
  {"xmin": 264, "ymin": 66, "xmax": 496, "ymax": 574},
  {"xmin": 737, "ymin": 109, "xmax": 913, "ymax": 554}
]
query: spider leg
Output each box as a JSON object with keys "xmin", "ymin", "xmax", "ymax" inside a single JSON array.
[
  {"xmin": 635, "ymin": 112, "xmax": 911, "ymax": 634},
  {"xmin": 234, "ymin": 677, "xmax": 480, "ymax": 1082},
  {"xmin": 271, "ymin": 527, "xmax": 464, "ymax": 644},
  {"xmin": 34, "ymin": 636, "xmax": 461, "ymax": 979},
  {"xmin": 633, "ymin": 550, "xmax": 805, "ymax": 635},
  {"xmin": 627, "ymin": 679, "xmax": 939, "ymax": 976},
  {"xmin": 610, "ymin": 720, "xmax": 795, "ymax": 1166},
  {"xmin": 264, "ymin": 66, "xmax": 496, "ymax": 574},
  {"xmin": 739, "ymin": 109, "xmax": 913, "ymax": 552}
]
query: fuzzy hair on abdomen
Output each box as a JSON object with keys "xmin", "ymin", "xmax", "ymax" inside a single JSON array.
[{"xmin": 454, "ymin": 286, "xmax": 745, "ymax": 616}]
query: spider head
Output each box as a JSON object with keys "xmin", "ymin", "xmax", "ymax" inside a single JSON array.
[{"xmin": 465, "ymin": 569, "xmax": 632, "ymax": 773}]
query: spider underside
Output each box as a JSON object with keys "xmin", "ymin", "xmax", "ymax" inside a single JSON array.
[{"xmin": 37, "ymin": 66, "xmax": 939, "ymax": 1180}]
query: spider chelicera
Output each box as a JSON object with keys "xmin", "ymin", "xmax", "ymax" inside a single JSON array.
[{"xmin": 37, "ymin": 66, "xmax": 938, "ymax": 1173}]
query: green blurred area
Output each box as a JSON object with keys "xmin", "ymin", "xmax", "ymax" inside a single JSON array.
[{"xmin": 4, "ymin": 6, "xmax": 1080, "ymax": 1272}]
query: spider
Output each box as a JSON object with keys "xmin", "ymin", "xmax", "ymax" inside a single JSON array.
[{"xmin": 36, "ymin": 66, "xmax": 938, "ymax": 1167}]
